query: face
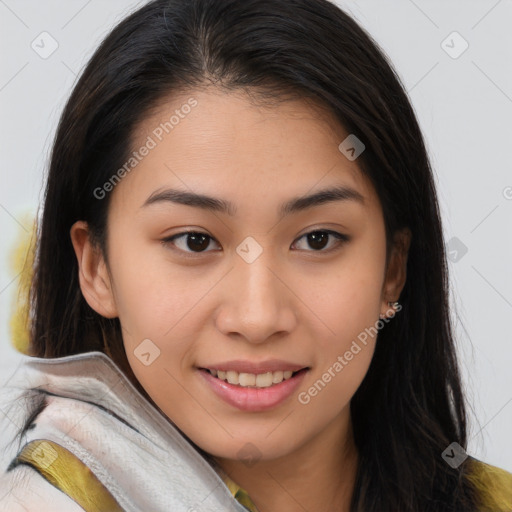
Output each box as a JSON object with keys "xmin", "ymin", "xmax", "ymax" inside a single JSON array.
[{"xmin": 71, "ymin": 87, "xmax": 409, "ymax": 464}]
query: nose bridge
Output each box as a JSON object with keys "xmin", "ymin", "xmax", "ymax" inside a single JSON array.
[
  {"xmin": 235, "ymin": 234, "xmax": 280, "ymax": 300},
  {"xmin": 216, "ymin": 242, "xmax": 296, "ymax": 343},
  {"xmin": 240, "ymin": 251, "xmax": 279, "ymax": 307}
]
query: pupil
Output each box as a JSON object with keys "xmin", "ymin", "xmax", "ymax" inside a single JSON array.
[
  {"xmin": 308, "ymin": 232, "xmax": 328, "ymax": 250},
  {"xmin": 187, "ymin": 233, "xmax": 209, "ymax": 252}
]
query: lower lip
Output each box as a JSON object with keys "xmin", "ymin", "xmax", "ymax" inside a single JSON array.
[{"xmin": 197, "ymin": 368, "xmax": 309, "ymax": 412}]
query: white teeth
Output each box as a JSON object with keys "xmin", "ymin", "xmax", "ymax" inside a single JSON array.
[
  {"xmin": 238, "ymin": 373, "xmax": 256, "ymax": 386},
  {"xmin": 272, "ymin": 371, "xmax": 284, "ymax": 383},
  {"xmin": 206, "ymin": 368, "xmax": 301, "ymax": 388},
  {"xmin": 226, "ymin": 371, "xmax": 239, "ymax": 385},
  {"xmin": 255, "ymin": 372, "xmax": 273, "ymax": 388}
]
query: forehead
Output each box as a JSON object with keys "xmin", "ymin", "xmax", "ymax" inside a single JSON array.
[{"xmin": 110, "ymin": 87, "xmax": 379, "ymax": 217}]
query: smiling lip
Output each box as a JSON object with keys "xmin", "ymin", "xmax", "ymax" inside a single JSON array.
[{"xmin": 198, "ymin": 367, "xmax": 309, "ymax": 412}]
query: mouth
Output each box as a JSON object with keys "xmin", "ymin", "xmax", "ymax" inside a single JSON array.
[
  {"xmin": 198, "ymin": 367, "xmax": 310, "ymax": 388},
  {"xmin": 197, "ymin": 366, "xmax": 310, "ymax": 412}
]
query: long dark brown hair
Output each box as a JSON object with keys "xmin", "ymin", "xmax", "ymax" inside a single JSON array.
[{"xmin": 24, "ymin": 0, "xmax": 486, "ymax": 509}]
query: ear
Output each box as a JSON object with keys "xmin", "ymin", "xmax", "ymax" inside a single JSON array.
[
  {"xmin": 380, "ymin": 227, "xmax": 411, "ymax": 319},
  {"xmin": 69, "ymin": 220, "xmax": 118, "ymax": 319}
]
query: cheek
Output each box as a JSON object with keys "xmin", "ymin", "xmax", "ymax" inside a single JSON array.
[
  {"xmin": 299, "ymin": 343, "xmax": 375, "ymax": 426},
  {"xmin": 297, "ymin": 274, "xmax": 380, "ymax": 418},
  {"xmin": 108, "ymin": 238, "xmax": 193, "ymax": 344},
  {"xmin": 298, "ymin": 249, "xmax": 384, "ymax": 347},
  {"xmin": 295, "ymin": 242, "xmax": 384, "ymax": 402}
]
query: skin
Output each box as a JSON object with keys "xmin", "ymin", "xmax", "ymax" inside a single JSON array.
[{"xmin": 71, "ymin": 87, "xmax": 410, "ymax": 512}]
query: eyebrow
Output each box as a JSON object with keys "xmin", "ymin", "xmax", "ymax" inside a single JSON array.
[{"xmin": 141, "ymin": 184, "xmax": 365, "ymax": 218}]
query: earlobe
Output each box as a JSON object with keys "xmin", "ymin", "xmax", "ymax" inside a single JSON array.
[
  {"xmin": 380, "ymin": 228, "xmax": 411, "ymax": 319},
  {"xmin": 69, "ymin": 221, "xmax": 118, "ymax": 319}
]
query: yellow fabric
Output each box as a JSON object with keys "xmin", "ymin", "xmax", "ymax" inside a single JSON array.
[
  {"xmin": 467, "ymin": 458, "xmax": 512, "ymax": 511},
  {"xmin": 12, "ymin": 439, "xmax": 123, "ymax": 511},
  {"xmin": 222, "ymin": 474, "xmax": 260, "ymax": 512}
]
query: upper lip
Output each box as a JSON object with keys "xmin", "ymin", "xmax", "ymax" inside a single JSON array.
[{"xmin": 199, "ymin": 359, "xmax": 309, "ymax": 374}]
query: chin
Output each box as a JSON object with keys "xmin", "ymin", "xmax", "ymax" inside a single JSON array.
[{"xmin": 194, "ymin": 432, "xmax": 298, "ymax": 465}]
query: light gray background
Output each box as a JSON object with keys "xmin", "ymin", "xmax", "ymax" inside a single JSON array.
[{"xmin": 1, "ymin": 0, "xmax": 511, "ymax": 473}]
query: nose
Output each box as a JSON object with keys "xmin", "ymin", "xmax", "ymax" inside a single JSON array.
[{"xmin": 214, "ymin": 248, "xmax": 298, "ymax": 344}]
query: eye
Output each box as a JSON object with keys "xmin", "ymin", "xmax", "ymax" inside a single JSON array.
[
  {"xmin": 161, "ymin": 231, "xmax": 220, "ymax": 256},
  {"xmin": 292, "ymin": 230, "xmax": 350, "ymax": 253}
]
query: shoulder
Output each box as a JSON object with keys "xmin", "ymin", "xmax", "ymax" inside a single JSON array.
[
  {"xmin": 466, "ymin": 457, "xmax": 512, "ymax": 511},
  {"xmin": 0, "ymin": 464, "xmax": 85, "ymax": 511}
]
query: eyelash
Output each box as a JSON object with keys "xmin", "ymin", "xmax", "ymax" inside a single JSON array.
[{"xmin": 160, "ymin": 229, "xmax": 350, "ymax": 258}]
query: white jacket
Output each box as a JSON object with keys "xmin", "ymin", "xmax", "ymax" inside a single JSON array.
[{"xmin": 0, "ymin": 351, "xmax": 253, "ymax": 512}]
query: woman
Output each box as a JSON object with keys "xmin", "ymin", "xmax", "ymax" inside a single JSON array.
[{"xmin": 1, "ymin": 0, "xmax": 511, "ymax": 510}]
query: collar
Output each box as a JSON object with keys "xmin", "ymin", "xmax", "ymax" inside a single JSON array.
[{"xmin": 4, "ymin": 350, "xmax": 258, "ymax": 512}]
